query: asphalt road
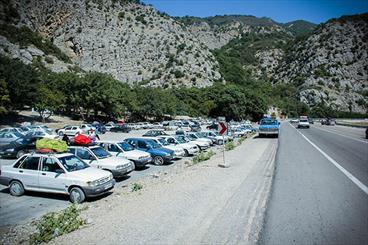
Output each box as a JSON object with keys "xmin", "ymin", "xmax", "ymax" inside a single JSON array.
[{"xmin": 261, "ymin": 122, "xmax": 368, "ymax": 244}]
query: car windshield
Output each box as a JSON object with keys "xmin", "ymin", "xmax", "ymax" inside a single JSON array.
[
  {"xmin": 91, "ymin": 147, "xmax": 111, "ymax": 158},
  {"xmin": 147, "ymin": 141, "xmax": 161, "ymax": 149},
  {"xmin": 58, "ymin": 155, "xmax": 89, "ymax": 172},
  {"xmin": 14, "ymin": 137, "xmax": 32, "ymax": 145},
  {"xmin": 175, "ymin": 137, "xmax": 186, "ymax": 143},
  {"xmin": 118, "ymin": 142, "xmax": 134, "ymax": 151},
  {"xmin": 300, "ymin": 119, "xmax": 308, "ymax": 122},
  {"xmin": 45, "ymin": 129, "xmax": 55, "ymax": 135},
  {"xmin": 158, "ymin": 138, "xmax": 169, "ymax": 146},
  {"xmin": 260, "ymin": 119, "xmax": 278, "ymax": 125},
  {"xmin": 188, "ymin": 134, "xmax": 198, "ymax": 139}
]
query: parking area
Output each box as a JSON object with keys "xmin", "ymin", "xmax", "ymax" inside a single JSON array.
[{"xmin": 0, "ymin": 129, "xmax": 224, "ymax": 227}]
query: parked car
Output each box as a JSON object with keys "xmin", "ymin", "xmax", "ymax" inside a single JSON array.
[
  {"xmin": 176, "ymin": 135, "xmax": 210, "ymax": 151},
  {"xmin": 80, "ymin": 124, "xmax": 96, "ymax": 133},
  {"xmin": 0, "ymin": 132, "xmax": 24, "ymax": 147},
  {"xmin": 110, "ymin": 124, "xmax": 131, "ymax": 133},
  {"xmin": 258, "ymin": 118, "xmax": 279, "ymax": 137},
  {"xmin": 142, "ymin": 129, "xmax": 168, "ymax": 137},
  {"xmin": 68, "ymin": 146, "xmax": 135, "ymax": 178},
  {"xmin": 0, "ymin": 153, "xmax": 115, "ymax": 203},
  {"xmin": 186, "ymin": 132, "xmax": 213, "ymax": 145},
  {"xmin": 30, "ymin": 125, "xmax": 50, "ymax": 132},
  {"xmin": 96, "ymin": 141, "xmax": 152, "ymax": 169},
  {"xmin": 0, "ymin": 127, "xmax": 29, "ymax": 136},
  {"xmin": 308, "ymin": 118, "xmax": 314, "ymax": 124},
  {"xmin": 206, "ymin": 123, "xmax": 219, "ymax": 130},
  {"xmin": 144, "ymin": 137, "xmax": 185, "ymax": 159},
  {"xmin": 58, "ymin": 125, "xmax": 83, "ymax": 136},
  {"xmin": 158, "ymin": 135, "xmax": 199, "ymax": 156},
  {"xmin": 91, "ymin": 122, "xmax": 107, "ymax": 134},
  {"xmin": 25, "ymin": 129, "xmax": 58, "ymax": 139},
  {"xmin": 298, "ymin": 118, "xmax": 310, "ymax": 128},
  {"xmin": 104, "ymin": 122, "xmax": 117, "ymax": 131},
  {"xmin": 124, "ymin": 138, "xmax": 174, "ymax": 165},
  {"xmin": 197, "ymin": 131, "xmax": 226, "ymax": 145},
  {"xmin": 0, "ymin": 137, "xmax": 38, "ymax": 159}
]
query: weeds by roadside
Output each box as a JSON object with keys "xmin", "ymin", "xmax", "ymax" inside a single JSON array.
[
  {"xmin": 225, "ymin": 141, "xmax": 236, "ymax": 151},
  {"xmin": 192, "ymin": 150, "xmax": 216, "ymax": 164},
  {"xmin": 131, "ymin": 183, "xmax": 143, "ymax": 192},
  {"xmin": 30, "ymin": 204, "xmax": 84, "ymax": 244}
]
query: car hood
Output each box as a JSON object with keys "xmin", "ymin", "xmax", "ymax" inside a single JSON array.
[
  {"xmin": 178, "ymin": 143, "xmax": 196, "ymax": 149},
  {"xmin": 192, "ymin": 140, "xmax": 209, "ymax": 146},
  {"xmin": 122, "ymin": 150, "xmax": 150, "ymax": 159},
  {"xmin": 259, "ymin": 125, "xmax": 279, "ymax": 129},
  {"xmin": 149, "ymin": 147, "xmax": 174, "ymax": 155},
  {"xmin": 96, "ymin": 156, "xmax": 132, "ymax": 166},
  {"xmin": 163, "ymin": 145, "xmax": 184, "ymax": 152},
  {"xmin": 67, "ymin": 167, "xmax": 111, "ymax": 182}
]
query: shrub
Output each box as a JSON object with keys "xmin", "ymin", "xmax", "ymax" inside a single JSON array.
[
  {"xmin": 44, "ymin": 56, "xmax": 54, "ymax": 64},
  {"xmin": 225, "ymin": 141, "xmax": 235, "ymax": 151},
  {"xmin": 118, "ymin": 12, "xmax": 125, "ymax": 20},
  {"xmin": 192, "ymin": 150, "xmax": 215, "ymax": 164},
  {"xmin": 30, "ymin": 204, "xmax": 84, "ymax": 244},
  {"xmin": 131, "ymin": 183, "xmax": 143, "ymax": 192}
]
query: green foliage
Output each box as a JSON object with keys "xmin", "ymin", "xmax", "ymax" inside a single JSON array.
[
  {"xmin": 131, "ymin": 183, "xmax": 143, "ymax": 192},
  {"xmin": 225, "ymin": 141, "xmax": 235, "ymax": 151},
  {"xmin": 192, "ymin": 150, "xmax": 216, "ymax": 164},
  {"xmin": 0, "ymin": 79, "xmax": 11, "ymax": 114},
  {"xmin": 135, "ymin": 15, "xmax": 147, "ymax": 25},
  {"xmin": 0, "ymin": 23, "xmax": 71, "ymax": 63},
  {"xmin": 30, "ymin": 204, "xmax": 84, "ymax": 244},
  {"xmin": 118, "ymin": 11, "xmax": 125, "ymax": 20},
  {"xmin": 176, "ymin": 15, "xmax": 278, "ymax": 27},
  {"xmin": 34, "ymin": 83, "xmax": 65, "ymax": 121},
  {"xmin": 283, "ymin": 20, "xmax": 317, "ymax": 38}
]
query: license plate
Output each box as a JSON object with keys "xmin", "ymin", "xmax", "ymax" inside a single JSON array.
[{"xmin": 104, "ymin": 182, "xmax": 112, "ymax": 190}]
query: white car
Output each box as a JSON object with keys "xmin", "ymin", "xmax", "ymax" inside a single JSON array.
[
  {"xmin": 68, "ymin": 146, "xmax": 135, "ymax": 178},
  {"xmin": 187, "ymin": 132, "xmax": 213, "ymax": 145},
  {"xmin": 298, "ymin": 118, "xmax": 310, "ymax": 129},
  {"xmin": 25, "ymin": 129, "xmax": 58, "ymax": 139},
  {"xmin": 104, "ymin": 122, "xmax": 117, "ymax": 131},
  {"xmin": 0, "ymin": 153, "xmax": 115, "ymax": 203},
  {"xmin": 158, "ymin": 135, "xmax": 199, "ymax": 156},
  {"xmin": 58, "ymin": 125, "xmax": 83, "ymax": 136},
  {"xmin": 176, "ymin": 135, "xmax": 210, "ymax": 151},
  {"xmin": 80, "ymin": 124, "xmax": 96, "ymax": 133},
  {"xmin": 198, "ymin": 131, "xmax": 225, "ymax": 144},
  {"xmin": 96, "ymin": 141, "xmax": 152, "ymax": 168},
  {"xmin": 143, "ymin": 137, "xmax": 185, "ymax": 158}
]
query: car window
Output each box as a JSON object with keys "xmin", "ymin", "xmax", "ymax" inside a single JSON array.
[
  {"xmin": 19, "ymin": 156, "xmax": 40, "ymax": 170},
  {"xmin": 14, "ymin": 155, "xmax": 28, "ymax": 168},
  {"xmin": 91, "ymin": 147, "xmax": 110, "ymax": 158},
  {"xmin": 167, "ymin": 138, "xmax": 175, "ymax": 144},
  {"xmin": 118, "ymin": 142, "xmax": 134, "ymax": 151},
  {"xmin": 77, "ymin": 148, "xmax": 94, "ymax": 160},
  {"xmin": 126, "ymin": 139, "xmax": 137, "ymax": 147},
  {"xmin": 138, "ymin": 140, "xmax": 147, "ymax": 148},
  {"xmin": 72, "ymin": 127, "xmax": 77, "ymax": 130},
  {"xmin": 67, "ymin": 148, "xmax": 76, "ymax": 154},
  {"xmin": 58, "ymin": 155, "xmax": 89, "ymax": 172},
  {"xmin": 108, "ymin": 144, "xmax": 119, "ymax": 152},
  {"xmin": 65, "ymin": 127, "xmax": 72, "ymax": 130},
  {"xmin": 41, "ymin": 158, "xmax": 63, "ymax": 172}
]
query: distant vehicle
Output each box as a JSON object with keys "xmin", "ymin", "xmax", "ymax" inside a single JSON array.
[
  {"xmin": 0, "ymin": 127, "xmax": 29, "ymax": 136},
  {"xmin": 158, "ymin": 135, "xmax": 199, "ymax": 156},
  {"xmin": 366, "ymin": 128, "xmax": 368, "ymax": 139},
  {"xmin": 298, "ymin": 118, "xmax": 310, "ymax": 129},
  {"xmin": 258, "ymin": 118, "xmax": 279, "ymax": 137},
  {"xmin": 58, "ymin": 125, "xmax": 83, "ymax": 136},
  {"xmin": 142, "ymin": 129, "xmax": 168, "ymax": 137},
  {"xmin": 186, "ymin": 132, "xmax": 213, "ymax": 145},
  {"xmin": 91, "ymin": 122, "xmax": 107, "ymax": 134},
  {"xmin": 110, "ymin": 124, "xmax": 131, "ymax": 133},
  {"xmin": 206, "ymin": 123, "xmax": 219, "ymax": 130},
  {"xmin": 96, "ymin": 141, "xmax": 152, "ymax": 169},
  {"xmin": 0, "ymin": 137, "xmax": 38, "ymax": 159},
  {"xmin": 290, "ymin": 119, "xmax": 299, "ymax": 123},
  {"xmin": 104, "ymin": 122, "xmax": 117, "ymax": 131},
  {"xmin": 68, "ymin": 145, "xmax": 135, "ymax": 178},
  {"xmin": 321, "ymin": 118, "xmax": 335, "ymax": 126},
  {"xmin": 308, "ymin": 118, "xmax": 314, "ymax": 124},
  {"xmin": 80, "ymin": 124, "xmax": 96, "ymax": 133},
  {"xmin": 0, "ymin": 153, "xmax": 115, "ymax": 203},
  {"xmin": 0, "ymin": 132, "xmax": 24, "ymax": 146},
  {"xmin": 124, "ymin": 138, "xmax": 174, "ymax": 165},
  {"xmin": 197, "ymin": 131, "xmax": 226, "ymax": 145}
]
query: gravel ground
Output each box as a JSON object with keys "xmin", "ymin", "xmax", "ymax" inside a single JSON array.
[{"xmin": 46, "ymin": 136, "xmax": 278, "ymax": 245}]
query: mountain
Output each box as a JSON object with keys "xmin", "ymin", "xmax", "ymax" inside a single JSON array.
[
  {"xmin": 283, "ymin": 20, "xmax": 317, "ymax": 37},
  {"xmin": 275, "ymin": 14, "xmax": 368, "ymax": 113}
]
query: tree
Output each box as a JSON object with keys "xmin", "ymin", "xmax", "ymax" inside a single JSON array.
[
  {"xmin": 0, "ymin": 79, "xmax": 11, "ymax": 114},
  {"xmin": 34, "ymin": 84, "xmax": 65, "ymax": 122}
]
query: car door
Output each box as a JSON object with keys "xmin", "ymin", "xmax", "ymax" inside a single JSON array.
[
  {"xmin": 76, "ymin": 148, "xmax": 98, "ymax": 168},
  {"xmin": 107, "ymin": 143, "xmax": 121, "ymax": 156},
  {"xmin": 16, "ymin": 156, "xmax": 41, "ymax": 190},
  {"xmin": 38, "ymin": 157, "xmax": 68, "ymax": 193},
  {"xmin": 137, "ymin": 140, "xmax": 150, "ymax": 153}
]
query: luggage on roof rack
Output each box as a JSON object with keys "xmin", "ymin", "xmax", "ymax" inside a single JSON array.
[
  {"xmin": 36, "ymin": 138, "xmax": 68, "ymax": 153},
  {"xmin": 74, "ymin": 134, "xmax": 92, "ymax": 146}
]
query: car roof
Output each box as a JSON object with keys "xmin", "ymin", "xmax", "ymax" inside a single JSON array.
[
  {"xmin": 23, "ymin": 152, "xmax": 73, "ymax": 158},
  {"xmin": 69, "ymin": 145, "xmax": 100, "ymax": 149}
]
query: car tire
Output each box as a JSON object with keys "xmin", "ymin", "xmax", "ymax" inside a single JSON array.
[
  {"xmin": 16, "ymin": 150, "xmax": 25, "ymax": 159},
  {"xmin": 218, "ymin": 140, "xmax": 223, "ymax": 145},
  {"xmin": 153, "ymin": 156, "xmax": 164, "ymax": 166},
  {"xmin": 184, "ymin": 149, "xmax": 189, "ymax": 157},
  {"xmin": 69, "ymin": 187, "xmax": 86, "ymax": 204},
  {"xmin": 58, "ymin": 131, "xmax": 64, "ymax": 136},
  {"xmin": 9, "ymin": 180, "xmax": 25, "ymax": 196}
]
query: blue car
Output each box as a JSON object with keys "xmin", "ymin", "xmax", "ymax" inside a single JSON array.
[
  {"xmin": 125, "ymin": 138, "xmax": 174, "ymax": 165},
  {"xmin": 258, "ymin": 118, "xmax": 280, "ymax": 137}
]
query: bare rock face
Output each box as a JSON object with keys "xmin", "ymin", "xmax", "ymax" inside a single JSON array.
[
  {"xmin": 5, "ymin": 0, "xmax": 221, "ymax": 88},
  {"xmin": 275, "ymin": 14, "xmax": 368, "ymax": 113}
]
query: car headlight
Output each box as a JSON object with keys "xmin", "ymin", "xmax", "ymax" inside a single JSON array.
[
  {"xmin": 6, "ymin": 148, "xmax": 15, "ymax": 152},
  {"xmin": 139, "ymin": 156, "xmax": 147, "ymax": 159},
  {"xmin": 87, "ymin": 180, "xmax": 98, "ymax": 187},
  {"xmin": 116, "ymin": 165, "xmax": 124, "ymax": 170}
]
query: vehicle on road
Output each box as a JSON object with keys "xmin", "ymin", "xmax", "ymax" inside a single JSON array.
[
  {"xmin": 0, "ymin": 153, "xmax": 115, "ymax": 203},
  {"xmin": 158, "ymin": 135, "xmax": 199, "ymax": 156},
  {"xmin": 321, "ymin": 118, "xmax": 336, "ymax": 126},
  {"xmin": 96, "ymin": 141, "xmax": 152, "ymax": 169},
  {"xmin": 124, "ymin": 138, "xmax": 174, "ymax": 165},
  {"xmin": 68, "ymin": 146, "xmax": 135, "ymax": 178},
  {"xmin": 0, "ymin": 137, "xmax": 38, "ymax": 159},
  {"xmin": 298, "ymin": 118, "xmax": 310, "ymax": 129},
  {"xmin": 308, "ymin": 118, "xmax": 314, "ymax": 124},
  {"xmin": 366, "ymin": 128, "xmax": 368, "ymax": 139},
  {"xmin": 258, "ymin": 118, "xmax": 279, "ymax": 137},
  {"xmin": 142, "ymin": 129, "xmax": 168, "ymax": 137},
  {"xmin": 290, "ymin": 119, "xmax": 299, "ymax": 123}
]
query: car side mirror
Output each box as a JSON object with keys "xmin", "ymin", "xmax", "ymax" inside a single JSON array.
[
  {"xmin": 55, "ymin": 169, "xmax": 65, "ymax": 174},
  {"xmin": 278, "ymin": 122, "xmax": 280, "ymax": 125}
]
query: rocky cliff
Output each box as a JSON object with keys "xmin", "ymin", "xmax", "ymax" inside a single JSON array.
[{"xmin": 275, "ymin": 14, "xmax": 368, "ymax": 113}]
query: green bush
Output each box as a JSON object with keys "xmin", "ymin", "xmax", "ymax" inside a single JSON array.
[
  {"xmin": 225, "ymin": 141, "xmax": 235, "ymax": 151},
  {"xmin": 192, "ymin": 150, "xmax": 216, "ymax": 164},
  {"xmin": 30, "ymin": 204, "xmax": 84, "ymax": 244},
  {"xmin": 131, "ymin": 183, "xmax": 143, "ymax": 192}
]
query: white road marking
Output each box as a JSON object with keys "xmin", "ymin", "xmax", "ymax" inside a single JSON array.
[
  {"xmin": 311, "ymin": 125, "xmax": 368, "ymax": 144},
  {"xmin": 289, "ymin": 123, "xmax": 368, "ymax": 195}
]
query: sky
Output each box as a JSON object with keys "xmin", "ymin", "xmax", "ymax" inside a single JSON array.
[{"xmin": 142, "ymin": 0, "xmax": 368, "ymax": 23}]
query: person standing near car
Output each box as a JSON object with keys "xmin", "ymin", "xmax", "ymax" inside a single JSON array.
[{"xmin": 62, "ymin": 133, "xmax": 70, "ymax": 145}]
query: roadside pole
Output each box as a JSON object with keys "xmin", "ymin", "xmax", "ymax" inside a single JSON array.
[{"xmin": 218, "ymin": 122, "xmax": 229, "ymax": 168}]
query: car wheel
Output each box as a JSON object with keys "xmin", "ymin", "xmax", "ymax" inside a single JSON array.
[
  {"xmin": 218, "ymin": 140, "xmax": 223, "ymax": 145},
  {"xmin": 69, "ymin": 187, "xmax": 86, "ymax": 204},
  {"xmin": 184, "ymin": 149, "xmax": 189, "ymax": 157},
  {"xmin": 58, "ymin": 131, "xmax": 64, "ymax": 136},
  {"xmin": 153, "ymin": 156, "xmax": 164, "ymax": 166},
  {"xmin": 16, "ymin": 150, "xmax": 25, "ymax": 159},
  {"xmin": 9, "ymin": 180, "xmax": 25, "ymax": 196}
]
